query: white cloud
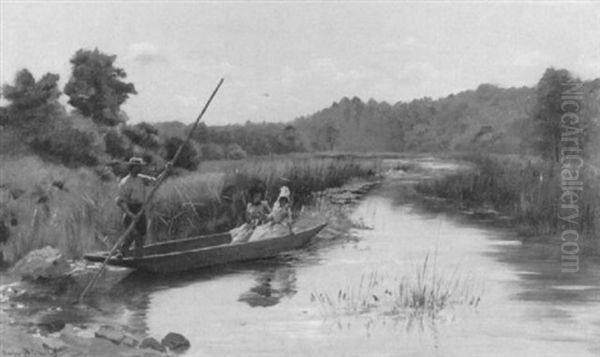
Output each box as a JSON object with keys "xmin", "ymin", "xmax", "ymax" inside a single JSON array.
[{"xmin": 127, "ymin": 42, "xmax": 168, "ymax": 65}]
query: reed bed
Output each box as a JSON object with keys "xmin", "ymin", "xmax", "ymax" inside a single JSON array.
[
  {"xmin": 0, "ymin": 156, "xmax": 121, "ymax": 264},
  {"xmin": 415, "ymin": 154, "xmax": 600, "ymax": 252},
  {"xmin": 0, "ymin": 155, "xmax": 378, "ymax": 265},
  {"xmin": 149, "ymin": 156, "xmax": 379, "ymax": 240}
]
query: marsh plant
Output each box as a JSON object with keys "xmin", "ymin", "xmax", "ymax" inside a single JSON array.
[
  {"xmin": 311, "ymin": 254, "xmax": 481, "ymax": 323},
  {"xmin": 415, "ymin": 154, "xmax": 600, "ymax": 252},
  {"xmin": 0, "ymin": 155, "xmax": 377, "ymax": 265}
]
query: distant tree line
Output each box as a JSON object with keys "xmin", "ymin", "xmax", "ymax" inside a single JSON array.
[
  {"xmin": 293, "ymin": 70, "xmax": 599, "ymax": 161},
  {"xmin": 2, "ymin": 47, "xmax": 598, "ymax": 170}
]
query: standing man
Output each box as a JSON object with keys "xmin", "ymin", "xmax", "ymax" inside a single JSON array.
[{"xmin": 116, "ymin": 157, "xmax": 169, "ymax": 258}]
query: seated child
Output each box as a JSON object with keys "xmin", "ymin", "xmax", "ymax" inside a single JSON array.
[{"xmin": 248, "ymin": 196, "xmax": 294, "ymax": 242}]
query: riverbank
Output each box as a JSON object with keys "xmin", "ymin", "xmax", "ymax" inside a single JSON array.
[
  {"xmin": 1, "ymin": 306, "xmax": 188, "ymax": 356},
  {"xmin": 414, "ymin": 154, "xmax": 600, "ymax": 255},
  {"xmin": 0, "ymin": 154, "xmax": 381, "ymax": 266},
  {"xmin": 0, "ymin": 171, "xmax": 385, "ymax": 356}
]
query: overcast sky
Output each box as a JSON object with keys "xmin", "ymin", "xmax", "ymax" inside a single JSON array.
[{"xmin": 2, "ymin": 1, "xmax": 600, "ymax": 125}]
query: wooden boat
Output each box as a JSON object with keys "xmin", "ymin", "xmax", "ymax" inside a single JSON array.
[{"xmin": 84, "ymin": 223, "xmax": 326, "ymax": 273}]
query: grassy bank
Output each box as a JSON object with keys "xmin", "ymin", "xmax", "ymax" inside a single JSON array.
[
  {"xmin": 0, "ymin": 154, "xmax": 378, "ymax": 265},
  {"xmin": 415, "ymin": 154, "xmax": 600, "ymax": 253}
]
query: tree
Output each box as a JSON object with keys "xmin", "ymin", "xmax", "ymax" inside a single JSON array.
[
  {"xmin": 226, "ymin": 143, "xmax": 247, "ymax": 160},
  {"xmin": 324, "ymin": 123, "xmax": 339, "ymax": 151},
  {"xmin": 1, "ymin": 69, "xmax": 66, "ymax": 140},
  {"xmin": 31, "ymin": 125, "xmax": 99, "ymax": 167},
  {"xmin": 532, "ymin": 68, "xmax": 576, "ymax": 162},
  {"xmin": 2, "ymin": 69, "xmax": 61, "ymax": 110},
  {"xmin": 201, "ymin": 143, "xmax": 226, "ymax": 160},
  {"xmin": 104, "ymin": 129, "xmax": 133, "ymax": 159},
  {"xmin": 163, "ymin": 137, "xmax": 198, "ymax": 170},
  {"xmin": 122, "ymin": 122, "xmax": 160, "ymax": 150},
  {"xmin": 64, "ymin": 48, "xmax": 137, "ymax": 126},
  {"xmin": 278, "ymin": 125, "xmax": 304, "ymax": 153}
]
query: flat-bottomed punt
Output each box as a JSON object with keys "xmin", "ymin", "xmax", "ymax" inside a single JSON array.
[{"xmin": 84, "ymin": 223, "xmax": 326, "ymax": 273}]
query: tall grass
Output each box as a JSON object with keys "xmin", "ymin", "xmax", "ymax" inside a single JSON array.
[
  {"xmin": 415, "ymin": 154, "xmax": 600, "ymax": 252},
  {"xmin": 0, "ymin": 156, "xmax": 121, "ymax": 264},
  {"xmin": 0, "ymin": 155, "xmax": 377, "ymax": 265},
  {"xmin": 149, "ymin": 156, "xmax": 379, "ymax": 240}
]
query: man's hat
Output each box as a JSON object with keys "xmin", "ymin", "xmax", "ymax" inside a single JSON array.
[{"xmin": 128, "ymin": 157, "xmax": 146, "ymax": 166}]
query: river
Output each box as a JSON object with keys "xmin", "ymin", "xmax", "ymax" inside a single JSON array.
[{"xmin": 3, "ymin": 158, "xmax": 600, "ymax": 356}]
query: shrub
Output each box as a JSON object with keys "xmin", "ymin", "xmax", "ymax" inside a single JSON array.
[
  {"xmin": 31, "ymin": 126, "xmax": 99, "ymax": 167},
  {"xmin": 104, "ymin": 129, "xmax": 133, "ymax": 159},
  {"xmin": 226, "ymin": 144, "xmax": 247, "ymax": 160},
  {"xmin": 201, "ymin": 143, "xmax": 226, "ymax": 160},
  {"xmin": 163, "ymin": 137, "xmax": 198, "ymax": 170},
  {"xmin": 122, "ymin": 123, "xmax": 160, "ymax": 150}
]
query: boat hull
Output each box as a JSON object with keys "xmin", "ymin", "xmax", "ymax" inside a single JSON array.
[{"xmin": 84, "ymin": 223, "xmax": 326, "ymax": 273}]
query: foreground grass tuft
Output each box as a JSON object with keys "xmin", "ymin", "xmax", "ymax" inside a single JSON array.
[{"xmin": 311, "ymin": 254, "xmax": 481, "ymax": 321}]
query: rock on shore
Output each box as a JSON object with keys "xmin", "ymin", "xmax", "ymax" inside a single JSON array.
[
  {"xmin": 0, "ymin": 310, "xmax": 190, "ymax": 357},
  {"xmin": 11, "ymin": 246, "xmax": 70, "ymax": 280}
]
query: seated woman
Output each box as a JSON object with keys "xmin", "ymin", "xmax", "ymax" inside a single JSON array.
[
  {"xmin": 271, "ymin": 186, "xmax": 291, "ymax": 211},
  {"xmin": 248, "ymin": 194, "xmax": 294, "ymax": 242},
  {"xmin": 230, "ymin": 186, "xmax": 270, "ymax": 244}
]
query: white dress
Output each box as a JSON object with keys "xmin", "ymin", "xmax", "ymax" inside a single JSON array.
[{"xmin": 247, "ymin": 206, "xmax": 292, "ymax": 242}]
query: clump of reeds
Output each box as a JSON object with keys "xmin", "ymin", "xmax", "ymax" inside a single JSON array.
[
  {"xmin": 0, "ymin": 154, "xmax": 377, "ymax": 264},
  {"xmin": 415, "ymin": 154, "xmax": 600, "ymax": 252},
  {"xmin": 311, "ymin": 254, "xmax": 481, "ymax": 321},
  {"xmin": 148, "ymin": 156, "xmax": 379, "ymax": 240},
  {"xmin": 0, "ymin": 156, "xmax": 121, "ymax": 264}
]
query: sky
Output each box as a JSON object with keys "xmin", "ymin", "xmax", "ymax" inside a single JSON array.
[{"xmin": 2, "ymin": 1, "xmax": 600, "ymax": 125}]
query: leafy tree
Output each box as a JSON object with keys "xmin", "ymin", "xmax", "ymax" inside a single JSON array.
[
  {"xmin": 104, "ymin": 129, "xmax": 133, "ymax": 159},
  {"xmin": 531, "ymin": 68, "xmax": 576, "ymax": 162},
  {"xmin": 2, "ymin": 69, "xmax": 61, "ymax": 110},
  {"xmin": 163, "ymin": 137, "xmax": 198, "ymax": 170},
  {"xmin": 122, "ymin": 122, "xmax": 160, "ymax": 150},
  {"xmin": 64, "ymin": 48, "xmax": 137, "ymax": 126},
  {"xmin": 324, "ymin": 124, "xmax": 339, "ymax": 151},
  {"xmin": 278, "ymin": 125, "xmax": 305, "ymax": 153},
  {"xmin": 190, "ymin": 122, "xmax": 210, "ymax": 143},
  {"xmin": 201, "ymin": 143, "xmax": 226, "ymax": 160},
  {"xmin": 1, "ymin": 69, "xmax": 64, "ymax": 137},
  {"xmin": 31, "ymin": 124, "xmax": 99, "ymax": 167},
  {"xmin": 226, "ymin": 143, "xmax": 247, "ymax": 160}
]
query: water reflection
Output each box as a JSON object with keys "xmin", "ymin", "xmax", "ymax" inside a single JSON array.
[{"xmin": 238, "ymin": 265, "xmax": 297, "ymax": 307}]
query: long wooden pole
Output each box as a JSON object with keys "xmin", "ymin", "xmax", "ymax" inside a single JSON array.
[{"xmin": 78, "ymin": 78, "xmax": 225, "ymax": 303}]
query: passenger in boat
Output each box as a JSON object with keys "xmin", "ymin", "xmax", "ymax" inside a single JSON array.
[
  {"xmin": 230, "ymin": 186, "xmax": 271, "ymax": 244},
  {"xmin": 272, "ymin": 186, "xmax": 291, "ymax": 211},
  {"xmin": 247, "ymin": 189, "xmax": 294, "ymax": 242},
  {"xmin": 115, "ymin": 157, "xmax": 169, "ymax": 258}
]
